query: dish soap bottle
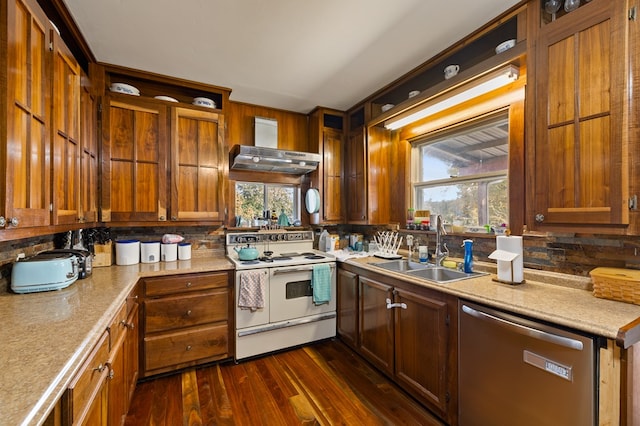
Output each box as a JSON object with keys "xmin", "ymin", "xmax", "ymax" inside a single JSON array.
[{"xmin": 462, "ymin": 239, "xmax": 474, "ymax": 273}]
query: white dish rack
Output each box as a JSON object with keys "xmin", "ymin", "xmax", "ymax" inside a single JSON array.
[{"xmin": 372, "ymin": 231, "xmax": 403, "ymax": 259}]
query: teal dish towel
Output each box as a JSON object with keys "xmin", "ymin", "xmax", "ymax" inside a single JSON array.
[{"xmin": 312, "ymin": 263, "xmax": 331, "ymax": 305}]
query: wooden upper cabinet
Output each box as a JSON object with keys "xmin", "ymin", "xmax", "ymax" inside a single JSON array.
[
  {"xmin": 322, "ymin": 128, "xmax": 343, "ymax": 222},
  {"xmin": 309, "ymin": 107, "xmax": 344, "ymax": 224},
  {"xmin": 170, "ymin": 107, "xmax": 225, "ymax": 222},
  {"xmin": 51, "ymin": 29, "xmax": 81, "ymax": 225},
  {"xmin": 79, "ymin": 72, "xmax": 98, "ymax": 224},
  {"xmin": 346, "ymin": 127, "xmax": 367, "ymax": 223},
  {"xmin": 3, "ymin": 0, "xmax": 52, "ymax": 229},
  {"xmin": 530, "ymin": 0, "xmax": 628, "ymax": 230},
  {"xmin": 101, "ymin": 99, "xmax": 168, "ymax": 222}
]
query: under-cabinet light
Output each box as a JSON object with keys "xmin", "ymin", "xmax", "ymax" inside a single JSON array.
[{"xmin": 384, "ymin": 64, "xmax": 520, "ymax": 131}]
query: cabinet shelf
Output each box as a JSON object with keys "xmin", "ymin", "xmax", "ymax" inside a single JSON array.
[
  {"xmin": 370, "ymin": 41, "xmax": 526, "ymax": 127},
  {"xmin": 368, "ymin": 14, "xmax": 520, "ymax": 122},
  {"xmin": 101, "ymin": 64, "xmax": 230, "ymax": 111}
]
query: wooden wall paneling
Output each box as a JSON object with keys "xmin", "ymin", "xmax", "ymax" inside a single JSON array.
[{"xmin": 227, "ymin": 101, "xmax": 309, "ymax": 151}]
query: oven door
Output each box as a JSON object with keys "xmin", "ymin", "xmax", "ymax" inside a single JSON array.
[
  {"xmin": 235, "ymin": 268, "xmax": 270, "ymax": 330},
  {"xmin": 269, "ymin": 262, "xmax": 336, "ymax": 323}
]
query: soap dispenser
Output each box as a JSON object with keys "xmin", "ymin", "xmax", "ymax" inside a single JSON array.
[{"xmin": 462, "ymin": 239, "xmax": 474, "ymax": 273}]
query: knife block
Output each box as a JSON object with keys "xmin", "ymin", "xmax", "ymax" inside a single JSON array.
[{"xmin": 93, "ymin": 241, "xmax": 113, "ymax": 267}]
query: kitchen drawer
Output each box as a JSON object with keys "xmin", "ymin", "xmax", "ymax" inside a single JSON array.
[
  {"xmin": 143, "ymin": 323, "xmax": 228, "ymax": 372},
  {"xmin": 144, "ymin": 289, "xmax": 228, "ymax": 333},
  {"xmin": 63, "ymin": 330, "xmax": 110, "ymax": 425},
  {"xmin": 144, "ymin": 271, "xmax": 229, "ymax": 297}
]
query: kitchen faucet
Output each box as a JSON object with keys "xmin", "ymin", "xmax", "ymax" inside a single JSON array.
[{"xmin": 435, "ymin": 215, "xmax": 449, "ymax": 266}]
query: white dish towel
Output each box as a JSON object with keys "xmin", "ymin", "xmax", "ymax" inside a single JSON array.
[{"xmin": 238, "ymin": 270, "xmax": 266, "ymax": 312}]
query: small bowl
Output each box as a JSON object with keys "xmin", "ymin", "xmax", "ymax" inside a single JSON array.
[
  {"xmin": 381, "ymin": 103, "xmax": 394, "ymax": 112},
  {"xmin": 408, "ymin": 90, "xmax": 420, "ymax": 98},
  {"xmin": 110, "ymin": 83, "xmax": 140, "ymax": 96},
  {"xmin": 495, "ymin": 39, "xmax": 516, "ymax": 54},
  {"xmin": 154, "ymin": 95, "xmax": 179, "ymax": 103},
  {"xmin": 192, "ymin": 97, "xmax": 216, "ymax": 108}
]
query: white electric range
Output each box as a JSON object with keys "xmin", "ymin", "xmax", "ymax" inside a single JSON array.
[{"xmin": 226, "ymin": 230, "xmax": 337, "ymax": 360}]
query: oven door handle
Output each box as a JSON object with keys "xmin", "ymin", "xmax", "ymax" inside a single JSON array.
[{"xmin": 273, "ymin": 264, "xmax": 336, "ymax": 274}]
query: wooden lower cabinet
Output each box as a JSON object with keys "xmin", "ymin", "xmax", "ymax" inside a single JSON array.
[
  {"xmin": 107, "ymin": 302, "xmax": 139, "ymax": 426},
  {"xmin": 140, "ymin": 271, "xmax": 231, "ymax": 377},
  {"xmin": 336, "ymin": 268, "xmax": 358, "ymax": 350},
  {"xmin": 61, "ymin": 287, "xmax": 139, "ymax": 426},
  {"xmin": 393, "ymin": 287, "xmax": 452, "ymax": 421},
  {"xmin": 359, "ymin": 276, "xmax": 394, "ymax": 375},
  {"xmin": 340, "ymin": 264, "xmax": 458, "ymax": 425},
  {"xmin": 62, "ymin": 330, "xmax": 110, "ymax": 425}
]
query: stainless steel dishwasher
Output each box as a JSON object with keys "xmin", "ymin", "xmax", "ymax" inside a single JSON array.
[{"xmin": 459, "ymin": 300, "xmax": 598, "ymax": 426}]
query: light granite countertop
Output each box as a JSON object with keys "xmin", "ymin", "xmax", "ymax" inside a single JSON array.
[
  {"xmin": 0, "ymin": 257, "xmax": 233, "ymax": 426},
  {"xmin": 343, "ymin": 256, "xmax": 640, "ymax": 346},
  {"xmin": 5, "ymin": 253, "xmax": 640, "ymax": 426}
]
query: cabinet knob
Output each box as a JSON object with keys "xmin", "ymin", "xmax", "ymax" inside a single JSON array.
[
  {"xmin": 535, "ymin": 214, "xmax": 545, "ymax": 223},
  {"xmin": 108, "ymin": 369, "xmax": 115, "ymax": 380},
  {"xmin": 93, "ymin": 363, "xmax": 106, "ymax": 373},
  {"xmin": 120, "ymin": 320, "xmax": 135, "ymax": 329},
  {"xmin": 171, "ymin": 216, "xmax": 178, "ymax": 221},
  {"xmin": 185, "ymin": 282, "xmax": 192, "ymax": 288},
  {"xmin": 159, "ymin": 215, "xmax": 166, "ymax": 221},
  {"xmin": 0, "ymin": 217, "xmax": 5, "ymax": 228},
  {"xmin": 186, "ymin": 310, "xmax": 192, "ymax": 317},
  {"xmin": 186, "ymin": 345, "xmax": 192, "ymax": 351},
  {"xmin": 7, "ymin": 217, "xmax": 18, "ymax": 227}
]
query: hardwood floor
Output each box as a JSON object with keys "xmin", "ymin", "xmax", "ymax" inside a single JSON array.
[{"xmin": 124, "ymin": 339, "xmax": 445, "ymax": 425}]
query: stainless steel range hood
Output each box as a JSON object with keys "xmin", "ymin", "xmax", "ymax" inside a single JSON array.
[{"xmin": 230, "ymin": 144, "xmax": 321, "ymax": 174}]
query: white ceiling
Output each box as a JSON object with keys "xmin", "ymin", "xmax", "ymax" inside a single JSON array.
[{"xmin": 62, "ymin": 0, "xmax": 521, "ymax": 114}]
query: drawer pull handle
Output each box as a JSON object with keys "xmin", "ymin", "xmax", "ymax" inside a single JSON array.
[
  {"xmin": 186, "ymin": 345, "xmax": 192, "ymax": 351},
  {"xmin": 93, "ymin": 363, "xmax": 106, "ymax": 373},
  {"xmin": 186, "ymin": 310, "xmax": 192, "ymax": 316}
]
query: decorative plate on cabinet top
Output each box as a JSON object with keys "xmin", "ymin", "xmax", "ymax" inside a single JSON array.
[
  {"xmin": 305, "ymin": 188, "xmax": 320, "ymax": 214},
  {"xmin": 154, "ymin": 95, "xmax": 179, "ymax": 102},
  {"xmin": 192, "ymin": 97, "xmax": 216, "ymax": 108},
  {"xmin": 110, "ymin": 83, "xmax": 140, "ymax": 96}
]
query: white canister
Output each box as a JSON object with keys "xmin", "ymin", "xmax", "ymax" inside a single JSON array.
[
  {"xmin": 140, "ymin": 241, "xmax": 160, "ymax": 263},
  {"xmin": 178, "ymin": 242, "xmax": 192, "ymax": 260},
  {"xmin": 161, "ymin": 243, "xmax": 177, "ymax": 262},
  {"xmin": 115, "ymin": 240, "xmax": 140, "ymax": 265}
]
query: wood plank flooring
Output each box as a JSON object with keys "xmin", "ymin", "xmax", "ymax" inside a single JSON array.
[{"xmin": 124, "ymin": 339, "xmax": 445, "ymax": 425}]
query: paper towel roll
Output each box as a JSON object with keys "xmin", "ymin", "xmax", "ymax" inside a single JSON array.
[{"xmin": 496, "ymin": 235, "xmax": 523, "ymax": 283}]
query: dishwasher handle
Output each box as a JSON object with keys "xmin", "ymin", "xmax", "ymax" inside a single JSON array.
[{"xmin": 461, "ymin": 304, "xmax": 584, "ymax": 350}]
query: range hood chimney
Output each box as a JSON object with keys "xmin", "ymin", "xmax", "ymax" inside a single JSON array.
[{"xmin": 230, "ymin": 117, "xmax": 320, "ymax": 174}]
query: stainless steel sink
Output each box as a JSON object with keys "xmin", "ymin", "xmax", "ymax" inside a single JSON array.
[
  {"xmin": 406, "ymin": 267, "xmax": 487, "ymax": 283},
  {"xmin": 369, "ymin": 259, "xmax": 430, "ymax": 272},
  {"xmin": 369, "ymin": 259, "xmax": 487, "ymax": 283}
]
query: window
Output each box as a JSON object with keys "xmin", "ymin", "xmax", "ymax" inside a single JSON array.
[
  {"xmin": 412, "ymin": 111, "xmax": 509, "ymax": 228},
  {"xmin": 235, "ymin": 182, "xmax": 299, "ymax": 225}
]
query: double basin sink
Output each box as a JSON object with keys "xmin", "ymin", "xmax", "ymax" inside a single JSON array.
[{"xmin": 368, "ymin": 259, "xmax": 487, "ymax": 284}]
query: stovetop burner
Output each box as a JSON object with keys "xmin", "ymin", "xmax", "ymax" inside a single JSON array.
[
  {"xmin": 241, "ymin": 260, "xmax": 260, "ymax": 265},
  {"xmin": 258, "ymin": 256, "xmax": 273, "ymax": 262},
  {"xmin": 272, "ymin": 256, "xmax": 293, "ymax": 261},
  {"xmin": 305, "ymin": 255, "xmax": 325, "ymax": 260}
]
